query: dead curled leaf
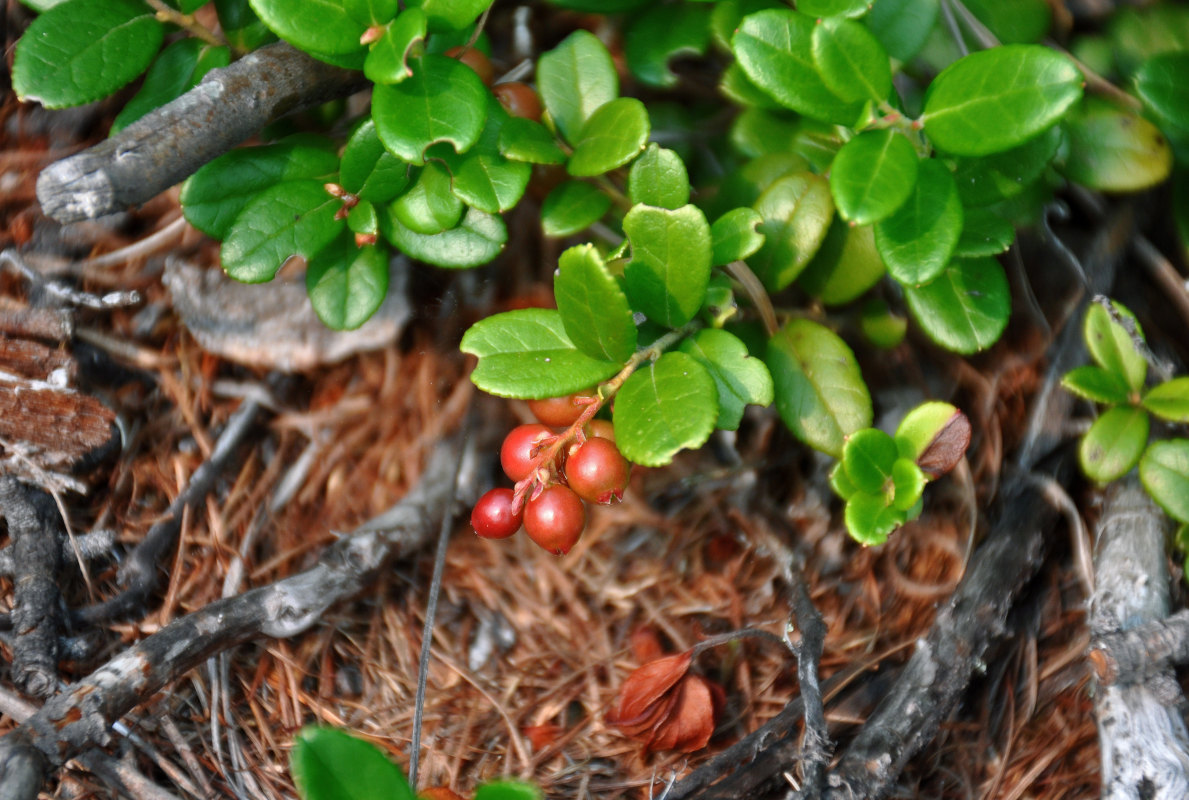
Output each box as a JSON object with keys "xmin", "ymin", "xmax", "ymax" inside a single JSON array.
[{"xmin": 605, "ymin": 650, "xmax": 724, "ymax": 753}]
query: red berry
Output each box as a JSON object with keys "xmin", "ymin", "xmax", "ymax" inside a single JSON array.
[
  {"xmin": 445, "ymin": 46, "xmax": 495, "ymax": 86},
  {"xmin": 471, "ymin": 488, "xmax": 522, "ymax": 539},
  {"xmin": 585, "ymin": 419, "xmax": 616, "ymax": 443},
  {"xmin": 494, "ymin": 82, "xmax": 542, "ymax": 121},
  {"xmin": 500, "ymin": 424, "xmax": 554, "ymax": 482},
  {"xmin": 528, "ymin": 390, "xmax": 594, "ymax": 428},
  {"xmin": 564, "ymin": 437, "xmax": 630, "ymax": 504},
  {"xmin": 524, "ymin": 485, "xmax": 586, "ymax": 555}
]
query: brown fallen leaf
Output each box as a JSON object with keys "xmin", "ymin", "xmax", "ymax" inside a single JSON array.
[
  {"xmin": 606, "ymin": 649, "xmax": 723, "ymax": 753},
  {"xmin": 522, "ymin": 723, "xmax": 564, "ymax": 751}
]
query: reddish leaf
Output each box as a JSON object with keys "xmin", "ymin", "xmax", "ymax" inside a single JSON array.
[
  {"xmin": 629, "ymin": 625, "xmax": 666, "ymax": 664},
  {"xmin": 607, "ymin": 649, "xmax": 722, "ymax": 753},
  {"xmin": 419, "ymin": 788, "xmax": 466, "ymax": 800},
  {"xmin": 917, "ymin": 409, "xmax": 972, "ymax": 477},
  {"xmin": 606, "ymin": 652, "xmax": 691, "ymax": 727},
  {"xmin": 522, "ymin": 723, "xmax": 563, "ymax": 750}
]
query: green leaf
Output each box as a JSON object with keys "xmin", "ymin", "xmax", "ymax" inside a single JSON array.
[
  {"xmin": 628, "ymin": 144, "xmax": 690, "ymax": 210},
  {"xmin": 537, "ymin": 30, "xmax": 618, "ymax": 145},
  {"xmin": 112, "ymin": 40, "xmax": 229, "ymax": 134},
  {"xmin": 364, "ymin": 7, "xmax": 427, "ymax": 84},
  {"xmin": 904, "ymin": 257, "xmax": 1010, "ymax": 354},
  {"xmin": 214, "ymin": 0, "xmax": 276, "ymax": 51},
  {"xmin": 372, "ymin": 54, "xmax": 488, "ymax": 165},
  {"xmin": 830, "ymin": 461, "xmax": 858, "ymax": 499},
  {"xmin": 439, "ymin": 106, "xmax": 532, "ymax": 214},
  {"xmin": 221, "ymin": 180, "xmax": 343, "ymax": 283},
  {"xmin": 1140, "ymin": 439, "xmax": 1189, "ymax": 523},
  {"xmin": 842, "ymin": 428, "xmax": 898, "ymax": 495},
  {"xmin": 894, "ymin": 401, "xmax": 971, "ymax": 476},
  {"xmin": 860, "ymin": 297, "xmax": 907, "ymax": 348},
  {"xmin": 730, "ymin": 107, "xmax": 800, "ymax": 159},
  {"xmin": 498, "ymin": 117, "xmax": 566, "ymax": 165},
  {"xmin": 711, "ymin": 208, "xmax": 765, "ymax": 265},
  {"xmin": 1110, "ymin": 6, "xmax": 1189, "ymax": 78},
  {"xmin": 961, "ymin": 0, "xmax": 1051, "ymax": 44},
  {"xmin": 811, "ymin": 17, "xmax": 891, "ymax": 104},
  {"xmin": 796, "ymin": 219, "xmax": 885, "ymax": 305},
  {"xmin": 554, "ymin": 244, "xmax": 637, "ymax": 363},
  {"xmin": 1079, "ymin": 406, "xmax": 1149, "ymax": 484},
  {"xmin": 733, "ymin": 9, "xmax": 865, "ymax": 126},
  {"xmin": 344, "ymin": 0, "xmax": 398, "ymax": 26},
  {"xmin": 678, "ymin": 328, "xmax": 774, "ymax": 430},
  {"xmin": 306, "ymin": 237, "xmax": 390, "ymax": 330},
  {"xmin": 875, "ymin": 158, "xmax": 963, "ymax": 285},
  {"xmin": 1142, "ymin": 377, "xmax": 1189, "ymax": 423},
  {"xmin": 540, "ymin": 182, "xmax": 611, "ymax": 238},
  {"xmin": 567, "ymin": 97, "xmax": 650, "ymax": 177},
  {"xmin": 798, "ymin": 0, "xmax": 869, "ymax": 17},
  {"xmin": 951, "ymin": 126, "xmax": 1061, "ymax": 207},
  {"xmin": 750, "ymin": 171, "xmax": 835, "ymax": 291},
  {"xmin": 765, "ymin": 318, "xmax": 872, "ymax": 457},
  {"xmin": 865, "ymin": 0, "xmax": 938, "ymax": 63},
  {"xmin": 290, "ymin": 727, "xmax": 414, "ymax": 800},
  {"xmin": 891, "ymin": 459, "xmax": 927, "ymax": 511},
  {"xmin": 625, "ymin": 2, "xmax": 711, "ymax": 88},
  {"xmin": 347, "ymin": 201, "xmax": 378, "ymax": 237},
  {"xmin": 952, "ymin": 207, "xmax": 1013, "ymax": 257},
  {"xmin": 623, "ymin": 204, "xmax": 712, "ymax": 328},
  {"xmin": 390, "ymin": 162, "xmax": 463, "ymax": 235},
  {"xmin": 340, "ymin": 120, "xmax": 410, "ymax": 203},
  {"xmin": 1084, "ymin": 301, "xmax": 1146, "ymax": 392},
  {"xmin": 380, "ymin": 205, "xmax": 506, "ymax": 268},
  {"xmin": 844, "ymin": 491, "xmax": 903, "ymax": 546},
  {"xmin": 710, "ymin": 0, "xmax": 786, "ymax": 51},
  {"xmin": 720, "ymin": 62, "xmax": 784, "ymax": 111},
  {"xmin": 830, "ymin": 130, "xmax": 919, "ymax": 226},
  {"xmin": 14, "ymin": 0, "xmax": 164, "ymax": 109},
  {"xmin": 248, "ymin": 0, "xmax": 366, "ymax": 55},
  {"xmin": 1062, "ymin": 365, "xmax": 1132, "ymax": 406},
  {"xmin": 1061, "ymin": 102, "xmax": 1172, "ymax": 193},
  {"xmin": 181, "ymin": 138, "xmax": 338, "ymax": 239},
  {"xmin": 1135, "ymin": 52, "xmax": 1189, "ymax": 134},
  {"xmin": 461, "ymin": 308, "xmax": 621, "ymax": 398},
  {"xmin": 613, "ymin": 352, "xmax": 718, "ymax": 467},
  {"xmin": 405, "ymin": 0, "xmax": 489, "ymax": 32},
  {"xmin": 922, "ymin": 45, "xmax": 1083, "ymax": 157},
  {"xmin": 474, "ymin": 780, "xmax": 543, "ymax": 800}
]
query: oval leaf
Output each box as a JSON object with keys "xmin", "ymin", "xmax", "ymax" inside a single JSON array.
[
  {"xmin": 842, "ymin": 428, "xmax": 898, "ymax": 495},
  {"xmin": 306, "ymin": 237, "xmax": 390, "ymax": 331},
  {"xmin": 405, "ymin": 0, "xmax": 490, "ymax": 32},
  {"xmin": 895, "ymin": 401, "xmax": 971, "ymax": 477},
  {"xmin": 830, "ymin": 130, "xmax": 919, "ymax": 226},
  {"xmin": 711, "ymin": 208, "xmax": 765, "ymax": 265},
  {"xmin": 498, "ymin": 117, "xmax": 566, "ymax": 165},
  {"xmin": 461, "ymin": 308, "xmax": 622, "ymax": 399},
  {"xmin": 1079, "ymin": 405, "xmax": 1149, "ymax": 484},
  {"xmin": 922, "ymin": 44, "xmax": 1083, "ymax": 156},
  {"xmin": 750, "ymin": 171, "xmax": 835, "ymax": 291},
  {"xmin": 892, "ymin": 459, "xmax": 928, "ymax": 511},
  {"xmin": 391, "ymin": 161, "xmax": 463, "ymax": 235},
  {"xmin": 248, "ymin": 0, "xmax": 366, "ymax": 56},
  {"xmin": 1062, "ymin": 365, "xmax": 1132, "ymax": 406},
  {"xmin": 629, "ymin": 144, "xmax": 691, "ymax": 210},
  {"xmin": 541, "ymin": 181, "xmax": 611, "ymax": 238},
  {"xmin": 811, "ymin": 17, "xmax": 891, "ymax": 104},
  {"xmin": 1135, "ymin": 52, "xmax": 1189, "ymax": 134},
  {"xmin": 844, "ymin": 491, "xmax": 904, "ymax": 546},
  {"xmin": 765, "ymin": 318, "xmax": 872, "ymax": 457},
  {"xmin": 363, "ymin": 7, "xmax": 427, "ymax": 84},
  {"xmin": 1142, "ymin": 377, "xmax": 1189, "ymax": 423},
  {"xmin": 678, "ymin": 328, "xmax": 775, "ymax": 431},
  {"xmin": 1061, "ymin": 102, "xmax": 1172, "ymax": 193},
  {"xmin": 613, "ymin": 352, "xmax": 718, "ymax": 467},
  {"xmin": 623, "ymin": 204, "xmax": 712, "ymax": 328},
  {"xmin": 865, "ymin": 0, "xmax": 939, "ymax": 63},
  {"xmin": 380, "ymin": 205, "xmax": 506, "ymax": 268},
  {"xmin": 221, "ymin": 180, "xmax": 343, "ymax": 283},
  {"xmin": 290, "ymin": 726, "xmax": 414, "ymax": 800},
  {"xmin": 554, "ymin": 244, "xmax": 638, "ymax": 363},
  {"xmin": 874, "ymin": 158, "xmax": 963, "ymax": 285},
  {"xmin": 537, "ymin": 30, "xmax": 618, "ymax": 145},
  {"xmin": 904, "ymin": 257, "xmax": 1010, "ymax": 354},
  {"xmin": 952, "ymin": 206, "xmax": 1014, "ymax": 257},
  {"xmin": 567, "ymin": 97, "xmax": 651, "ymax": 177},
  {"xmin": 624, "ymin": 2, "xmax": 711, "ymax": 88},
  {"xmin": 372, "ymin": 54, "xmax": 488, "ymax": 165},
  {"xmin": 1139, "ymin": 439, "xmax": 1189, "ymax": 524},
  {"xmin": 796, "ymin": 218, "xmax": 886, "ymax": 305},
  {"xmin": 951, "ymin": 126, "xmax": 1061, "ymax": 207},
  {"xmin": 1084, "ymin": 301, "xmax": 1147, "ymax": 392},
  {"xmin": 799, "ymin": 0, "xmax": 869, "ymax": 18},
  {"xmin": 341, "ymin": 120, "xmax": 411, "ymax": 203}
]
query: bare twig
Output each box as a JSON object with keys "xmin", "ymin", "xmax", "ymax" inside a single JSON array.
[{"xmin": 1091, "ymin": 609, "xmax": 1189, "ymax": 687}]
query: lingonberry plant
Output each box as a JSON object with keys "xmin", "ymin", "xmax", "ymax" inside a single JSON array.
[{"xmin": 13, "ymin": 0, "xmax": 1189, "ymax": 547}]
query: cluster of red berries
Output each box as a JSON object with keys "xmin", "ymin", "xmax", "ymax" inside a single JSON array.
[{"xmin": 471, "ymin": 392, "xmax": 632, "ymax": 555}]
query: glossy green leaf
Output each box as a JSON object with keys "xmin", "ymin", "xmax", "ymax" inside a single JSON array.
[
  {"xmin": 14, "ymin": 0, "xmax": 164, "ymax": 109},
  {"xmin": 1061, "ymin": 365, "xmax": 1132, "ymax": 406},
  {"xmin": 461, "ymin": 308, "xmax": 621, "ymax": 398},
  {"xmin": 540, "ymin": 181, "xmax": 611, "ymax": 238},
  {"xmin": 844, "ymin": 491, "xmax": 904, "ymax": 546},
  {"xmin": 765, "ymin": 318, "xmax": 872, "ymax": 457},
  {"xmin": 625, "ymin": 2, "xmax": 711, "ymax": 88},
  {"xmin": 1079, "ymin": 406, "xmax": 1149, "ymax": 483},
  {"xmin": 951, "ymin": 126, "xmax": 1061, "ymax": 207},
  {"xmin": 439, "ymin": 107, "xmax": 533, "ymax": 214},
  {"xmin": 344, "ymin": 0, "xmax": 397, "ymax": 25},
  {"xmin": 407, "ymin": 0, "xmax": 489, "ymax": 31},
  {"xmin": 678, "ymin": 328, "xmax": 774, "ymax": 430},
  {"xmin": 812, "ymin": 17, "xmax": 891, "ymax": 104},
  {"xmin": 380, "ymin": 205, "xmax": 505, "ymax": 268},
  {"xmin": 716, "ymin": 152, "xmax": 810, "ymax": 211},
  {"xmin": 796, "ymin": 219, "xmax": 885, "ymax": 305},
  {"xmin": 1135, "ymin": 52, "xmax": 1189, "ymax": 134},
  {"xmin": 860, "ymin": 298, "xmax": 907, "ymax": 348},
  {"xmin": 729, "ymin": 108, "xmax": 799, "ymax": 159},
  {"xmin": 1140, "ymin": 439, "xmax": 1189, "ymax": 523},
  {"xmin": 710, "ymin": 0, "xmax": 786, "ymax": 51},
  {"xmin": 567, "ymin": 98, "xmax": 650, "ymax": 177},
  {"xmin": 750, "ymin": 171, "xmax": 835, "ymax": 291},
  {"xmin": 830, "ymin": 130, "xmax": 919, "ymax": 226},
  {"xmin": 922, "ymin": 45, "xmax": 1083, "ymax": 156},
  {"xmin": 904, "ymin": 257, "xmax": 1010, "ymax": 354},
  {"xmin": 248, "ymin": 0, "xmax": 366, "ymax": 55},
  {"xmin": 498, "ymin": 117, "xmax": 566, "ymax": 165},
  {"xmin": 895, "ymin": 401, "xmax": 971, "ymax": 476},
  {"xmin": 1061, "ymin": 102, "xmax": 1172, "ymax": 193},
  {"xmin": 961, "ymin": 0, "xmax": 1051, "ymax": 44},
  {"xmin": 623, "ymin": 204, "xmax": 712, "ymax": 328},
  {"xmin": 291, "ymin": 727, "xmax": 414, "ymax": 800},
  {"xmin": 112, "ymin": 40, "xmax": 229, "ymax": 134},
  {"xmin": 181, "ymin": 138, "xmax": 338, "ymax": 239},
  {"xmin": 1142, "ymin": 377, "xmax": 1189, "ymax": 423},
  {"xmin": 842, "ymin": 428, "xmax": 898, "ymax": 495},
  {"xmin": 554, "ymin": 244, "xmax": 637, "ymax": 364},
  {"xmin": 213, "ymin": 0, "xmax": 275, "ymax": 50},
  {"xmin": 306, "ymin": 237, "xmax": 390, "ymax": 331},
  {"xmin": 221, "ymin": 180, "xmax": 343, "ymax": 283},
  {"xmin": 891, "ymin": 459, "xmax": 927, "ymax": 511},
  {"xmin": 1110, "ymin": 5, "xmax": 1189, "ymax": 78},
  {"xmin": 340, "ymin": 120, "xmax": 410, "ymax": 203},
  {"xmin": 733, "ymin": 9, "xmax": 865, "ymax": 126},
  {"xmin": 875, "ymin": 158, "xmax": 962, "ymax": 285},
  {"xmin": 537, "ymin": 30, "xmax": 618, "ymax": 145},
  {"xmin": 364, "ymin": 7, "xmax": 427, "ymax": 84},
  {"xmin": 347, "ymin": 201, "xmax": 378, "ymax": 237},
  {"xmin": 830, "ymin": 461, "xmax": 858, "ymax": 500},
  {"xmin": 711, "ymin": 208, "xmax": 765, "ymax": 265},
  {"xmin": 720, "ymin": 62, "xmax": 784, "ymax": 111},
  {"xmin": 613, "ymin": 352, "xmax": 718, "ymax": 467},
  {"xmin": 1084, "ymin": 301, "xmax": 1146, "ymax": 392},
  {"xmin": 700, "ymin": 274, "xmax": 738, "ymax": 328},
  {"xmin": 372, "ymin": 54, "xmax": 487, "ymax": 165},
  {"xmin": 390, "ymin": 162, "xmax": 462, "ymax": 235},
  {"xmin": 628, "ymin": 145, "xmax": 690, "ymax": 210},
  {"xmin": 798, "ymin": 0, "xmax": 868, "ymax": 17},
  {"xmin": 952, "ymin": 207, "xmax": 1014, "ymax": 257},
  {"xmin": 865, "ymin": 0, "xmax": 938, "ymax": 63},
  {"xmin": 474, "ymin": 780, "xmax": 543, "ymax": 800}
]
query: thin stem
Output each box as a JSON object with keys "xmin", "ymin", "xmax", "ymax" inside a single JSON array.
[
  {"xmin": 144, "ymin": 0, "xmax": 225, "ymax": 47},
  {"xmin": 594, "ymin": 175, "xmax": 633, "ymax": 213},
  {"xmin": 689, "ymin": 628, "xmax": 794, "ymax": 659}
]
